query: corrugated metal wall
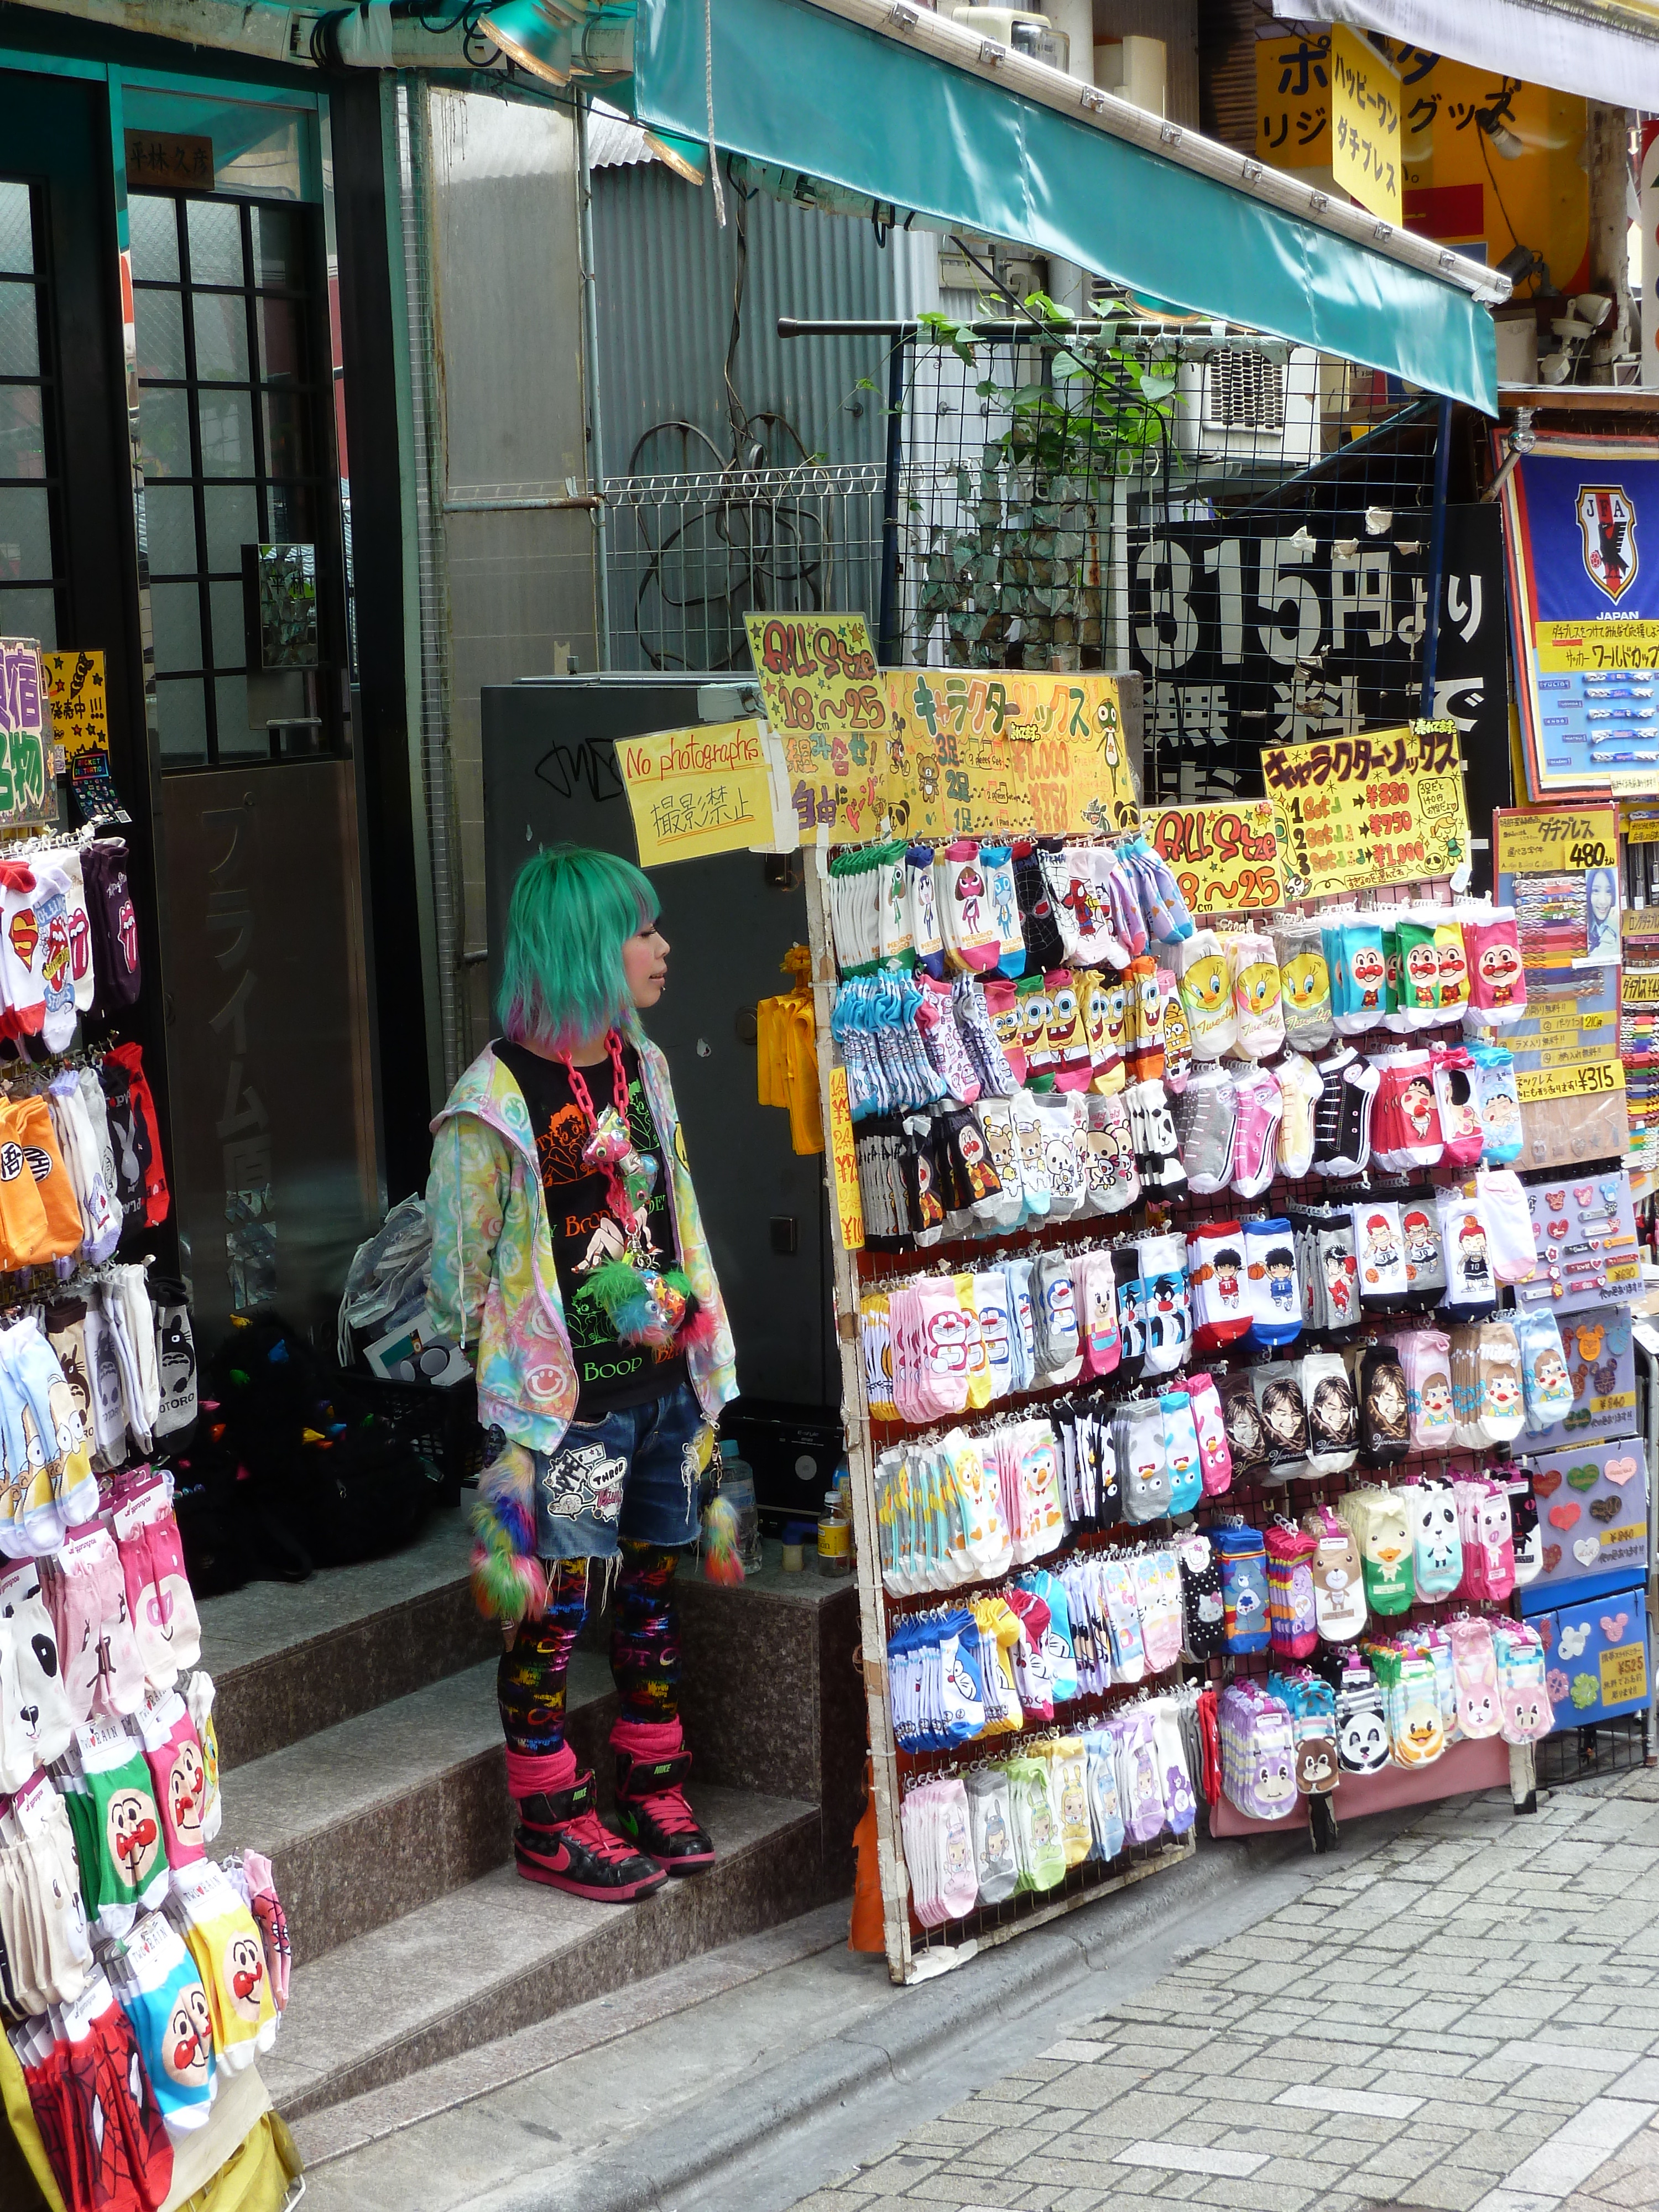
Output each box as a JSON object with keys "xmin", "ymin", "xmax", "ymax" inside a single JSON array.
[
  {"xmin": 1098, "ymin": 0, "xmax": 1202, "ymax": 128},
  {"xmin": 592, "ymin": 160, "xmax": 939, "ymax": 478}
]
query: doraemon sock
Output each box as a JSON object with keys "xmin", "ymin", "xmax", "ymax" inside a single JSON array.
[{"xmin": 1032, "ymin": 1254, "xmax": 1081, "ymax": 1384}]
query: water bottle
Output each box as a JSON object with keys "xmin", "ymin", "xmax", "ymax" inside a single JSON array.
[{"xmin": 717, "ymin": 1437, "xmax": 763, "ymax": 1575}]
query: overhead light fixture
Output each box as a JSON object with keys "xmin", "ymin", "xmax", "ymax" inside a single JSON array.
[
  {"xmin": 1478, "ymin": 109, "xmax": 1524, "ymax": 159},
  {"xmin": 643, "ymin": 128, "xmax": 709, "ymax": 185},
  {"xmin": 476, "ymin": 0, "xmax": 572, "ymax": 82}
]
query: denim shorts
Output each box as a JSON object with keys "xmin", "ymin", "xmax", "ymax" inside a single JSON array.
[{"xmin": 531, "ymin": 1380, "xmax": 707, "ymax": 1561}]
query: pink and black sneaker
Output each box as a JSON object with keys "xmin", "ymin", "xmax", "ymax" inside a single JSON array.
[
  {"xmin": 514, "ymin": 1767, "xmax": 668, "ymax": 1902},
  {"xmin": 614, "ymin": 1728, "xmax": 716, "ymax": 1875}
]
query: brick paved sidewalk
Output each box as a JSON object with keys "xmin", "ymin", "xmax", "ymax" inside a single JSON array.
[{"xmin": 789, "ymin": 1767, "xmax": 1659, "ymax": 2212}]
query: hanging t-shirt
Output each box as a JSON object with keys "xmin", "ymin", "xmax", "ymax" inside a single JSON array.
[{"xmin": 495, "ymin": 1039, "xmax": 687, "ymax": 1418}]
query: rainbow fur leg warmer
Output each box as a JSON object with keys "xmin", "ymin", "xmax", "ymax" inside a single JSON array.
[{"xmin": 471, "ymin": 1440, "xmax": 548, "ymax": 1623}]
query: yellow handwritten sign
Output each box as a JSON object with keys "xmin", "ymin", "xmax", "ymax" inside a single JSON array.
[
  {"xmin": 1535, "ymin": 619, "xmax": 1659, "ymax": 671},
  {"xmin": 617, "ymin": 719, "xmax": 778, "ymax": 868},
  {"xmin": 1601, "ymin": 1643, "xmax": 1648, "ymax": 1708},
  {"xmin": 1262, "ymin": 722, "xmax": 1469, "ymax": 898},
  {"xmin": 1516, "ymin": 1060, "xmax": 1626, "ymax": 1104},
  {"xmin": 42, "ymin": 650, "xmax": 108, "ymax": 786},
  {"xmin": 1145, "ymin": 801, "xmax": 1282, "ymax": 914},
  {"xmin": 1495, "ymin": 804, "xmax": 1618, "ymax": 875},
  {"xmin": 883, "ymin": 669, "xmax": 1138, "ymax": 842},
  {"xmin": 744, "ymin": 612, "xmax": 887, "ymax": 843},
  {"xmin": 827, "ymin": 1065, "xmax": 864, "ymax": 1250},
  {"xmin": 1330, "ymin": 26, "xmax": 1402, "ymax": 225}
]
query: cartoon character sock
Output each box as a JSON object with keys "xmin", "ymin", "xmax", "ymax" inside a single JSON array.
[
  {"xmin": 1244, "ymin": 1217, "xmax": 1301, "ymax": 1349},
  {"xmin": 1228, "ymin": 930, "xmax": 1285, "ymax": 1060},
  {"xmin": 1395, "ymin": 911, "xmax": 1444, "ymax": 1029},
  {"xmin": 138, "ymin": 1692, "xmax": 208, "ymax": 1869},
  {"xmin": 76, "ymin": 1718, "xmax": 170, "ymax": 1935},
  {"xmin": 184, "ymin": 1673, "xmax": 221, "ymax": 1844},
  {"xmin": 1472, "ymin": 1041, "xmax": 1521, "ymax": 1166},
  {"xmin": 116, "ymin": 1524, "xmax": 176, "ymax": 1697},
  {"xmin": 1187, "ymin": 1220, "xmax": 1250, "ymax": 1353},
  {"xmin": 1463, "ymin": 906, "xmax": 1527, "ymax": 1028},
  {"xmin": 1265, "ymin": 1526, "xmax": 1318, "ymax": 1658},
  {"xmin": 1437, "ymin": 1187, "xmax": 1497, "ymax": 1312},
  {"xmin": 0, "ymin": 1560, "xmax": 74, "ymax": 1783},
  {"xmin": 1356, "ymin": 1200, "xmax": 1410, "ymax": 1308},
  {"xmin": 1214, "ymin": 1524, "xmax": 1270, "ymax": 1653},
  {"xmin": 1431, "ymin": 1044, "xmax": 1484, "ymax": 1169},
  {"xmin": 1159, "ymin": 1395, "xmax": 1202, "ymax": 1515},
  {"xmin": 496, "ymin": 1559, "xmax": 589, "ymax": 1757},
  {"xmin": 1271, "ymin": 915, "xmax": 1333, "ymax": 1052},
  {"xmin": 1175, "ymin": 930, "xmax": 1237, "ymax": 1058},
  {"xmin": 1136, "ymin": 1232, "xmax": 1188, "ymax": 1379},
  {"xmin": 105, "ymin": 1908, "xmax": 217, "ymax": 2135},
  {"xmin": 165, "ymin": 1858, "xmax": 276, "ymax": 2069},
  {"xmin": 135, "ymin": 1498, "xmax": 201, "ymax": 1674},
  {"xmin": 966, "ymin": 1767, "xmax": 1018, "ymax": 1905},
  {"xmin": 1516, "ymin": 1310, "xmax": 1574, "ymax": 1432},
  {"xmin": 1116, "ymin": 1399, "xmax": 1169, "ymax": 1524}
]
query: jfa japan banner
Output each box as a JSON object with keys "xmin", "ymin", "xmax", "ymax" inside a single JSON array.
[{"xmin": 1502, "ymin": 434, "xmax": 1659, "ymax": 799}]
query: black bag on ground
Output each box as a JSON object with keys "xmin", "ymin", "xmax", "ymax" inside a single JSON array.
[{"xmin": 205, "ymin": 1313, "xmax": 441, "ymax": 1573}]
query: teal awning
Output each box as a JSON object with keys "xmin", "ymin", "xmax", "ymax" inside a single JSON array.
[{"xmin": 628, "ymin": 0, "xmax": 1500, "ymax": 414}]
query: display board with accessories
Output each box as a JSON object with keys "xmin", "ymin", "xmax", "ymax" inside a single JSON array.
[
  {"xmin": 796, "ymin": 688, "xmax": 1629, "ymax": 1981},
  {"xmin": 0, "ymin": 639, "xmax": 296, "ymax": 2210}
]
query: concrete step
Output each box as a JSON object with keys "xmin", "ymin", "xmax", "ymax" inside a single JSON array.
[
  {"xmin": 201, "ymin": 1507, "xmax": 495, "ymax": 1772},
  {"xmin": 260, "ymin": 1786, "xmax": 833, "ymax": 2122},
  {"xmin": 215, "ymin": 1653, "xmax": 618, "ymax": 1963}
]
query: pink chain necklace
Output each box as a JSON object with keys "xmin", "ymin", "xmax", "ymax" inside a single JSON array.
[{"xmin": 561, "ymin": 1031, "xmax": 634, "ymax": 1219}]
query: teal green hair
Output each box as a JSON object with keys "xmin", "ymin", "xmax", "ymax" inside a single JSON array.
[{"xmin": 497, "ymin": 845, "xmax": 660, "ymax": 1055}]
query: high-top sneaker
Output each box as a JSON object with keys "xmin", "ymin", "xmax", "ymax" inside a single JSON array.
[
  {"xmin": 514, "ymin": 1769, "xmax": 668, "ymax": 1902},
  {"xmin": 614, "ymin": 1735, "xmax": 717, "ymax": 1874}
]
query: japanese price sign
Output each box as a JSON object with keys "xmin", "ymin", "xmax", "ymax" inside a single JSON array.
[
  {"xmin": 1330, "ymin": 26, "xmax": 1402, "ymax": 225},
  {"xmin": 744, "ymin": 612, "xmax": 887, "ymax": 841},
  {"xmin": 1145, "ymin": 801, "xmax": 1283, "ymax": 914},
  {"xmin": 1494, "ymin": 805, "xmax": 1618, "ymax": 877},
  {"xmin": 0, "ymin": 639, "xmax": 53, "ymax": 829},
  {"xmin": 1261, "ymin": 721, "xmax": 1470, "ymax": 898},
  {"xmin": 883, "ymin": 669, "xmax": 1138, "ymax": 842},
  {"xmin": 617, "ymin": 719, "xmax": 780, "ymax": 868},
  {"xmin": 827, "ymin": 1066, "xmax": 864, "ymax": 1250}
]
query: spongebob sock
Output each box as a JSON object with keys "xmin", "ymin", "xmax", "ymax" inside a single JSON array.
[
  {"xmin": 496, "ymin": 1559, "xmax": 589, "ymax": 1759},
  {"xmin": 611, "ymin": 1540, "xmax": 682, "ymax": 1726}
]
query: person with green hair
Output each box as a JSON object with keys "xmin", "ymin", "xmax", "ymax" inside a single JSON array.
[{"xmin": 427, "ymin": 844, "xmax": 737, "ymax": 1902}]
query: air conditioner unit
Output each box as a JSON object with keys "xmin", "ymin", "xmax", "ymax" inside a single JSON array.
[{"xmin": 1171, "ymin": 345, "xmax": 1321, "ymax": 467}]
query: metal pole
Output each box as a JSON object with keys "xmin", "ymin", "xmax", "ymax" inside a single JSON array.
[
  {"xmin": 577, "ymin": 90, "xmax": 612, "ymax": 670},
  {"xmin": 877, "ymin": 335, "xmax": 906, "ymax": 665},
  {"xmin": 1420, "ymin": 393, "xmax": 1453, "ymax": 718}
]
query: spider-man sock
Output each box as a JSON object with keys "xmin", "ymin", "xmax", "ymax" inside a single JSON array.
[
  {"xmin": 496, "ymin": 1559, "xmax": 588, "ymax": 1759},
  {"xmin": 611, "ymin": 1541, "xmax": 682, "ymax": 1726}
]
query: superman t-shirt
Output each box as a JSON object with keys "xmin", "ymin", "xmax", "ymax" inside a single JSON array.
[{"xmin": 495, "ymin": 1040, "xmax": 687, "ymax": 1417}]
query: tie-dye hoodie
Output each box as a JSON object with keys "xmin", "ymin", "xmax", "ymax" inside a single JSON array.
[{"xmin": 425, "ymin": 1039, "xmax": 737, "ymax": 1453}]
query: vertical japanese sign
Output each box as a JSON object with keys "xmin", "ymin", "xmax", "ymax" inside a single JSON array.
[
  {"xmin": 1261, "ymin": 722, "xmax": 1470, "ymax": 897},
  {"xmin": 203, "ymin": 803, "xmax": 275, "ymax": 1311},
  {"xmin": 743, "ymin": 612, "xmax": 888, "ymax": 842},
  {"xmin": 827, "ymin": 1066, "xmax": 864, "ymax": 1250},
  {"xmin": 0, "ymin": 640, "xmax": 53, "ymax": 828},
  {"xmin": 615, "ymin": 719, "xmax": 780, "ymax": 867},
  {"xmin": 1330, "ymin": 26, "xmax": 1402, "ymax": 225}
]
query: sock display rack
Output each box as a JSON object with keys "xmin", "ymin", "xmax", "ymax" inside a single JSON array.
[{"xmin": 806, "ymin": 808, "xmax": 1655, "ymax": 1985}]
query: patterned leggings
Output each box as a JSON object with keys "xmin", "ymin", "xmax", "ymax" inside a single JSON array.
[{"xmin": 496, "ymin": 1541, "xmax": 685, "ymax": 1759}]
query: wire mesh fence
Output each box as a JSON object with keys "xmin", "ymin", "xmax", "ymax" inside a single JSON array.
[{"xmin": 601, "ymin": 319, "xmax": 1446, "ymax": 803}]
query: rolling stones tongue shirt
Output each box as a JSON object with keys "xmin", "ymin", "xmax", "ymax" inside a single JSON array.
[{"xmin": 495, "ymin": 1040, "xmax": 686, "ymax": 1418}]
